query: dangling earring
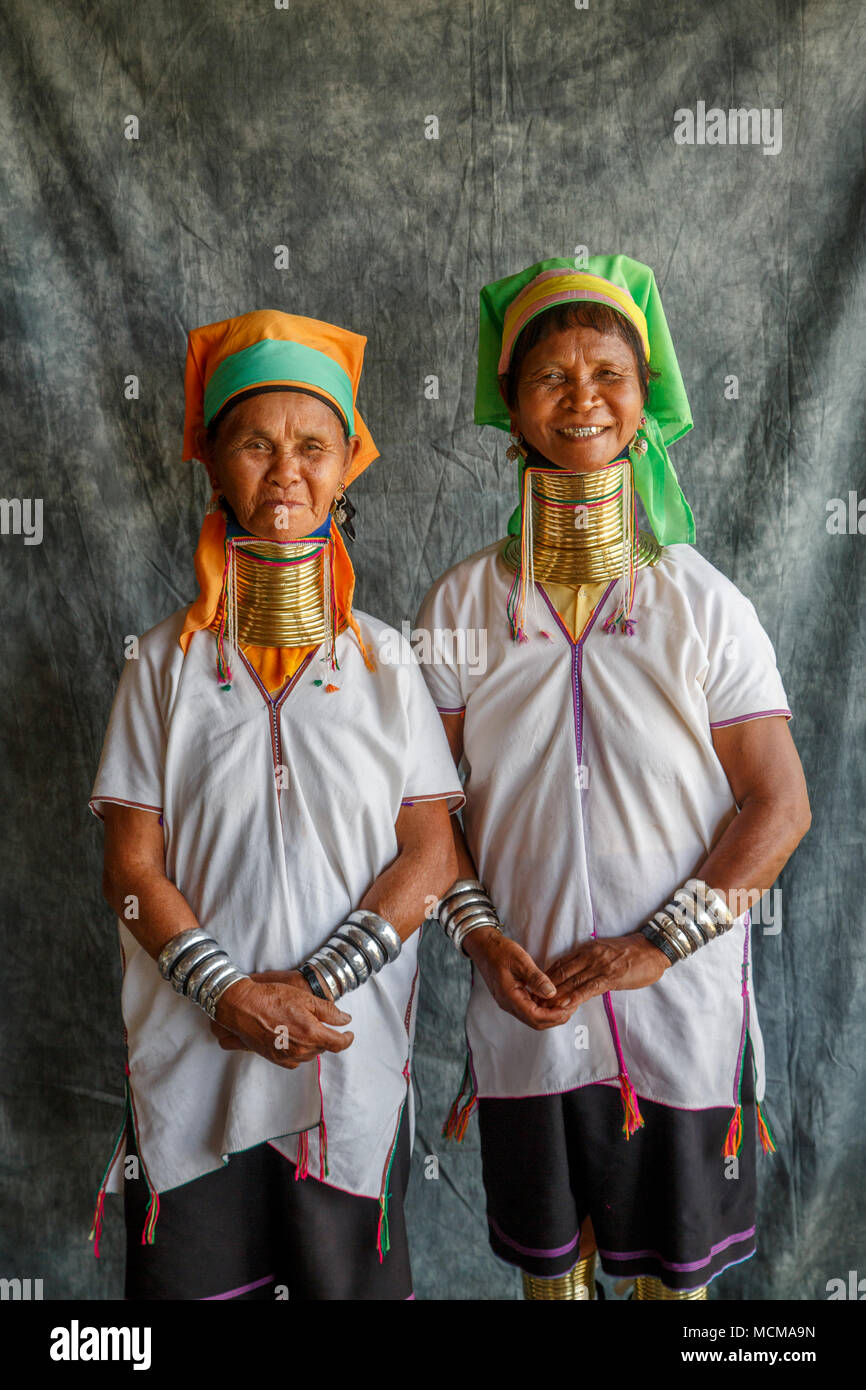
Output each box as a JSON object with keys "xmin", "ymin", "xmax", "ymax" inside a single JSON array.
[
  {"xmin": 330, "ymin": 483, "xmax": 356, "ymax": 542},
  {"xmin": 506, "ymin": 431, "xmax": 527, "ymax": 462},
  {"xmin": 630, "ymin": 414, "xmax": 649, "ymax": 456}
]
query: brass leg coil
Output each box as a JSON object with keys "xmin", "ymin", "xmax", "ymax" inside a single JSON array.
[
  {"xmin": 522, "ymin": 1254, "xmax": 597, "ymax": 1300},
  {"xmin": 633, "ymin": 1275, "xmax": 707, "ymax": 1300}
]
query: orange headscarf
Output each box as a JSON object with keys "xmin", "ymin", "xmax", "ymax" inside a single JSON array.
[{"xmin": 178, "ymin": 310, "xmax": 378, "ymax": 690}]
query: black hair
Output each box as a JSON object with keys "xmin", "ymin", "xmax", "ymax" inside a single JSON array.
[
  {"xmin": 205, "ymin": 384, "xmax": 350, "ymax": 449},
  {"xmin": 499, "ymin": 301, "xmax": 655, "ymax": 409}
]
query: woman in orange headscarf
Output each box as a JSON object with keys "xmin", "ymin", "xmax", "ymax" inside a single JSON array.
[{"xmin": 89, "ymin": 310, "xmax": 462, "ymax": 1300}]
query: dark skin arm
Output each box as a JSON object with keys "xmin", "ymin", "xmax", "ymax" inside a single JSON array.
[
  {"xmin": 439, "ymin": 713, "xmax": 572, "ymax": 1029},
  {"xmin": 102, "ymin": 797, "xmax": 457, "ymax": 1065},
  {"xmin": 210, "ymin": 797, "xmax": 457, "ymax": 1049},
  {"xmin": 440, "ymin": 712, "xmax": 811, "ymax": 1020},
  {"xmin": 545, "ymin": 716, "xmax": 811, "ymax": 1005}
]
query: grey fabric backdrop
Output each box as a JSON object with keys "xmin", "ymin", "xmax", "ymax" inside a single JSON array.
[{"xmin": 1, "ymin": 0, "xmax": 863, "ymax": 1301}]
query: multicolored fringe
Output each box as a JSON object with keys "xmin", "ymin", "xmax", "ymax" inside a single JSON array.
[
  {"xmin": 376, "ymin": 1063, "xmax": 411, "ymax": 1264},
  {"xmin": 141, "ymin": 1189, "xmax": 160, "ymax": 1246},
  {"xmin": 294, "ymin": 1064, "xmax": 329, "ymax": 1182},
  {"xmin": 294, "ymin": 1129, "xmax": 310, "ymax": 1181},
  {"xmin": 441, "ymin": 1054, "xmax": 477, "ymax": 1142},
  {"xmin": 722, "ymin": 918, "xmax": 777, "ymax": 1158},
  {"xmin": 618, "ymin": 1069, "xmax": 645, "ymax": 1139},
  {"xmin": 756, "ymin": 1100, "xmax": 777, "ymax": 1154},
  {"xmin": 90, "ymin": 1063, "xmax": 161, "ymax": 1254},
  {"xmin": 316, "ymin": 1056, "xmax": 329, "ymax": 1180},
  {"xmin": 600, "ymin": 993, "xmax": 645, "ymax": 1138},
  {"xmin": 723, "ymin": 1105, "xmax": 744, "ymax": 1158}
]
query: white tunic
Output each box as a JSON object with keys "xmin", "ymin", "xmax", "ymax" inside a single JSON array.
[
  {"xmin": 415, "ymin": 540, "xmax": 792, "ymax": 1113},
  {"xmin": 90, "ymin": 609, "xmax": 463, "ymax": 1201}
]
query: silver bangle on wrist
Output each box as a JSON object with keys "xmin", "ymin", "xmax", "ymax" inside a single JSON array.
[
  {"xmin": 302, "ymin": 909, "xmax": 404, "ymax": 1001},
  {"xmin": 436, "ymin": 878, "xmax": 504, "ymax": 955},
  {"xmin": 641, "ymin": 878, "xmax": 736, "ymax": 965},
  {"xmin": 157, "ymin": 928, "xmax": 249, "ymax": 1017}
]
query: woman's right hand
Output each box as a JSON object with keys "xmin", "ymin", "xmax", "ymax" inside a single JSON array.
[
  {"xmin": 463, "ymin": 927, "xmax": 578, "ymax": 1030},
  {"xmin": 210, "ymin": 976, "xmax": 354, "ymax": 1069}
]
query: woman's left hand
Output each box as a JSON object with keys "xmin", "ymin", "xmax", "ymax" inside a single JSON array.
[{"xmin": 545, "ymin": 933, "xmax": 670, "ymax": 1008}]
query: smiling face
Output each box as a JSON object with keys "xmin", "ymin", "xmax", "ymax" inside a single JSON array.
[
  {"xmin": 198, "ymin": 390, "xmax": 360, "ymax": 541},
  {"xmin": 506, "ymin": 322, "xmax": 646, "ymax": 472}
]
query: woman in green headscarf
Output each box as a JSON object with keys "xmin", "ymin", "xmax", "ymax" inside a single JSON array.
[{"xmin": 416, "ymin": 254, "xmax": 811, "ymax": 1300}]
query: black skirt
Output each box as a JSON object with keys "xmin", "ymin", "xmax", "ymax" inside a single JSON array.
[
  {"xmin": 478, "ymin": 1037, "xmax": 760, "ymax": 1292},
  {"xmin": 123, "ymin": 1109, "xmax": 413, "ymax": 1301}
]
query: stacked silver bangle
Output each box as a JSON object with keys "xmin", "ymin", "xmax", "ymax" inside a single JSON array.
[
  {"xmin": 639, "ymin": 878, "xmax": 735, "ymax": 965},
  {"xmin": 301, "ymin": 910, "xmax": 402, "ymax": 1001},
  {"xmin": 157, "ymin": 927, "xmax": 248, "ymax": 1019},
  {"xmin": 437, "ymin": 878, "xmax": 503, "ymax": 954}
]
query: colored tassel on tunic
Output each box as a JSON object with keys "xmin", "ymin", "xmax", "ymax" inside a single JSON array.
[
  {"xmin": 88, "ymin": 1113, "xmax": 127, "ymax": 1259},
  {"xmin": 376, "ymin": 1096, "xmax": 407, "ymax": 1264},
  {"xmin": 295, "ymin": 1130, "xmax": 309, "ymax": 1181},
  {"xmin": 618, "ymin": 1071, "xmax": 645, "ymax": 1138},
  {"xmin": 316, "ymin": 1057, "xmax": 330, "ymax": 1179},
  {"xmin": 756, "ymin": 1101, "xmax": 777, "ymax": 1154},
  {"xmin": 88, "ymin": 1189, "xmax": 107, "ymax": 1260},
  {"xmin": 723, "ymin": 1105, "xmax": 743, "ymax": 1157},
  {"xmin": 442, "ymin": 1055, "xmax": 477, "ymax": 1142},
  {"xmin": 141, "ymin": 1190, "xmax": 160, "ymax": 1246}
]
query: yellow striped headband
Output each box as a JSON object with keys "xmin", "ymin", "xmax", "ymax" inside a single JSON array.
[{"xmin": 498, "ymin": 270, "xmax": 650, "ymax": 375}]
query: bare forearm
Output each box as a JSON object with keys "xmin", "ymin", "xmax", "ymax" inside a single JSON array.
[
  {"xmin": 359, "ymin": 836, "xmax": 457, "ymax": 941},
  {"xmin": 102, "ymin": 864, "xmax": 203, "ymax": 964},
  {"xmin": 695, "ymin": 794, "xmax": 810, "ymax": 916}
]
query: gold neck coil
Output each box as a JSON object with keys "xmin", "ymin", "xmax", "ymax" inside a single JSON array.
[
  {"xmin": 502, "ymin": 459, "xmax": 661, "ymax": 583},
  {"xmin": 209, "ymin": 537, "xmax": 344, "ymax": 648}
]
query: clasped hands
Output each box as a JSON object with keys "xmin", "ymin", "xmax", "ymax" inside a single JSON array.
[
  {"xmin": 462, "ymin": 926, "xmax": 670, "ymax": 1031},
  {"xmin": 209, "ymin": 969, "xmax": 353, "ymax": 1069},
  {"xmin": 208, "ymin": 927, "xmax": 671, "ymax": 1064}
]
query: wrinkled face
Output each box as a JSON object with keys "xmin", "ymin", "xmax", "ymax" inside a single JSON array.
[
  {"xmin": 509, "ymin": 324, "xmax": 645, "ymax": 472},
  {"xmin": 198, "ymin": 390, "xmax": 360, "ymax": 542}
]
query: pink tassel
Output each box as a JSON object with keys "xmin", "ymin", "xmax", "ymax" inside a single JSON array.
[
  {"xmin": 295, "ymin": 1130, "xmax": 309, "ymax": 1181},
  {"xmin": 756, "ymin": 1101, "xmax": 777, "ymax": 1154},
  {"xmin": 619, "ymin": 1071, "xmax": 645, "ymax": 1138},
  {"xmin": 88, "ymin": 1190, "xmax": 106, "ymax": 1259},
  {"xmin": 723, "ymin": 1105, "xmax": 743, "ymax": 1157}
]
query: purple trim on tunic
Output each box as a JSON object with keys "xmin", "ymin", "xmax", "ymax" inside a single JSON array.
[
  {"xmin": 598, "ymin": 1225, "xmax": 755, "ymax": 1272},
  {"xmin": 401, "ymin": 789, "xmax": 465, "ymax": 809},
  {"xmin": 710, "ymin": 708, "xmax": 791, "ymax": 727},
  {"xmin": 489, "ymin": 1214, "xmax": 582, "ymax": 1260},
  {"xmin": 201, "ymin": 1272, "xmax": 275, "ymax": 1300},
  {"xmin": 88, "ymin": 796, "xmax": 163, "ymax": 822},
  {"xmin": 436, "ymin": 705, "xmax": 466, "ymax": 714}
]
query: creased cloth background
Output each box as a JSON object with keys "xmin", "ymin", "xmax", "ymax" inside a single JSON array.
[{"xmin": 1, "ymin": 0, "xmax": 863, "ymax": 1300}]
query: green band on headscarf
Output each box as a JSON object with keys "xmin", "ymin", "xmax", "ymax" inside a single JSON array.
[
  {"xmin": 476, "ymin": 253, "xmax": 695, "ymax": 546},
  {"xmin": 204, "ymin": 339, "xmax": 356, "ymax": 434}
]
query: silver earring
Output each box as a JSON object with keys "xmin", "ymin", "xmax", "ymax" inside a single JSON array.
[
  {"xmin": 331, "ymin": 486, "xmax": 356, "ymax": 542},
  {"xmin": 506, "ymin": 432, "xmax": 527, "ymax": 462}
]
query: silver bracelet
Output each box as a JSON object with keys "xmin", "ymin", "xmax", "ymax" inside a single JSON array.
[
  {"xmin": 202, "ymin": 967, "xmax": 248, "ymax": 1020},
  {"xmin": 157, "ymin": 927, "xmax": 213, "ymax": 981},
  {"xmin": 156, "ymin": 928, "xmax": 249, "ymax": 1016},
  {"xmin": 642, "ymin": 879, "xmax": 736, "ymax": 966},
  {"xmin": 436, "ymin": 878, "xmax": 504, "ymax": 954},
  {"xmin": 302, "ymin": 910, "xmax": 403, "ymax": 1001}
]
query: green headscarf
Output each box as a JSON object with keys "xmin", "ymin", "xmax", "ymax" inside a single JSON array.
[{"xmin": 475, "ymin": 253, "xmax": 695, "ymax": 545}]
